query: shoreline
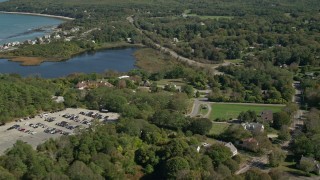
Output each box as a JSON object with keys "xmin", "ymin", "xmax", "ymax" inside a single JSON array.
[
  {"xmin": 0, "ymin": 43, "xmax": 144, "ymax": 66},
  {"xmin": 0, "ymin": 11, "xmax": 74, "ymax": 20}
]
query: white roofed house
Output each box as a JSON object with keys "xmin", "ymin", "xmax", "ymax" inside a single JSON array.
[
  {"xmin": 241, "ymin": 122, "xmax": 264, "ymax": 133},
  {"xmin": 224, "ymin": 142, "xmax": 238, "ymax": 157},
  {"xmin": 217, "ymin": 141, "xmax": 238, "ymax": 157}
]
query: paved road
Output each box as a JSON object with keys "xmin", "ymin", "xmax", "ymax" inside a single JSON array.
[
  {"xmin": 189, "ymin": 98, "xmax": 209, "ymax": 117},
  {"xmin": 236, "ymin": 155, "xmax": 269, "ymax": 175}
]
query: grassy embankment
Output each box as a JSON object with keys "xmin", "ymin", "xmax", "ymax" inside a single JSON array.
[
  {"xmin": 208, "ymin": 123, "xmax": 230, "ymax": 136},
  {"xmin": 210, "ymin": 103, "xmax": 284, "ymax": 120}
]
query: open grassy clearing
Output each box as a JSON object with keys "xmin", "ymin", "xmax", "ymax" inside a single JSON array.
[
  {"xmin": 208, "ymin": 123, "xmax": 230, "ymax": 136},
  {"xmin": 210, "ymin": 103, "xmax": 284, "ymax": 120},
  {"xmin": 134, "ymin": 48, "xmax": 177, "ymax": 73},
  {"xmin": 225, "ymin": 59, "xmax": 244, "ymax": 64}
]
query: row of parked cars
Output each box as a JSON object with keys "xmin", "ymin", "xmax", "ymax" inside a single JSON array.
[
  {"xmin": 62, "ymin": 113, "xmax": 93, "ymax": 125},
  {"xmin": 7, "ymin": 124, "xmax": 37, "ymax": 135},
  {"xmin": 80, "ymin": 111, "xmax": 106, "ymax": 120},
  {"xmin": 55, "ymin": 121, "xmax": 78, "ymax": 130},
  {"xmin": 44, "ymin": 127, "xmax": 71, "ymax": 135},
  {"xmin": 44, "ymin": 117, "xmax": 56, "ymax": 122},
  {"xmin": 25, "ymin": 122, "xmax": 47, "ymax": 129}
]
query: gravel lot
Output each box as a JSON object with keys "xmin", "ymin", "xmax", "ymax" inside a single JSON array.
[{"xmin": 0, "ymin": 108, "xmax": 119, "ymax": 154}]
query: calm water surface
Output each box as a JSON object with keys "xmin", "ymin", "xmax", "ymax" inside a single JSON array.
[
  {"xmin": 0, "ymin": 13, "xmax": 63, "ymax": 44},
  {"xmin": 0, "ymin": 48, "xmax": 137, "ymax": 78}
]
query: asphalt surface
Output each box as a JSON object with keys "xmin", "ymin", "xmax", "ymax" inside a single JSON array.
[{"xmin": 0, "ymin": 108, "xmax": 119, "ymax": 154}]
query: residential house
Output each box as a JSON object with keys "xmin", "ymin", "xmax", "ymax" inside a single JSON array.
[
  {"xmin": 260, "ymin": 110, "xmax": 273, "ymax": 123},
  {"xmin": 96, "ymin": 81, "xmax": 114, "ymax": 88},
  {"xmin": 241, "ymin": 122, "xmax": 264, "ymax": 133},
  {"xmin": 241, "ymin": 138, "xmax": 259, "ymax": 152},
  {"xmin": 76, "ymin": 81, "xmax": 88, "ymax": 90},
  {"xmin": 223, "ymin": 142, "xmax": 238, "ymax": 157},
  {"xmin": 76, "ymin": 80, "xmax": 113, "ymax": 90},
  {"xmin": 196, "ymin": 142, "xmax": 212, "ymax": 153},
  {"xmin": 299, "ymin": 156, "xmax": 320, "ymax": 175},
  {"xmin": 118, "ymin": 75, "xmax": 130, "ymax": 79}
]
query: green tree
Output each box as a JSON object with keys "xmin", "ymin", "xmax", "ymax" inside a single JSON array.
[
  {"xmin": 268, "ymin": 148, "xmax": 286, "ymax": 167},
  {"xmin": 238, "ymin": 110, "xmax": 257, "ymax": 122},
  {"xmin": 299, "ymin": 158, "xmax": 315, "ymax": 173},
  {"xmin": 0, "ymin": 166, "xmax": 15, "ymax": 180},
  {"xmin": 206, "ymin": 144, "xmax": 232, "ymax": 166},
  {"xmin": 68, "ymin": 161, "xmax": 104, "ymax": 180},
  {"xmin": 164, "ymin": 156, "xmax": 190, "ymax": 179},
  {"xmin": 188, "ymin": 118, "xmax": 212, "ymax": 135},
  {"xmin": 181, "ymin": 85, "xmax": 194, "ymax": 98},
  {"xmin": 273, "ymin": 111, "xmax": 291, "ymax": 130}
]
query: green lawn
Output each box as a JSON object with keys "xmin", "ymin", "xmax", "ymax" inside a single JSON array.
[
  {"xmin": 210, "ymin": 103, "xmax": 284, "ymax": 120},
  {"xmin": 208, "ymin": 123, "xmax": 230, "ymax": 135},
  {"xmin": 225, "ymin": 59, "xmax": 244, "ymax": 64}
]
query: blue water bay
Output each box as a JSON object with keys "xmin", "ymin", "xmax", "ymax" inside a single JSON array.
[
  {"xmin": 0, "ymin": 13, "xmax": 63, "ymax": 44},
  {"xmin": 0, "ymin": 48, "xmax": 137, "ymax": 78}
]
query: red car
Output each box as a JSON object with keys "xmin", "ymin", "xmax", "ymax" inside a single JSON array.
[{"xmin": 19, "ymin": 128, "xmax": 26, "ymax": 132}]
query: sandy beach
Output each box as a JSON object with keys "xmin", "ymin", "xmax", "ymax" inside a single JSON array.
[{"xmin": 0, "ymin": 11, "xmax": 74, "ymax": 20}]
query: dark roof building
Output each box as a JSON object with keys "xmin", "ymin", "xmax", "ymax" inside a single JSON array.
[{"xmin": 260, "ymin": 110, "xmax": 273, "ymax": 122}]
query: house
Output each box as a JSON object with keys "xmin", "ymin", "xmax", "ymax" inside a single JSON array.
[
  {"xmin": 96, "ymin": 81, "xmax": 114, "ymax": 88},
  {"xmin": 76, "ymin": 81, "xmax": 87, "ymax": 90},
  {"xmin": 76, "ymin": 80, "xmax": 114, "ymax": 90},
  {"xmin": 52, "ymin": 96, "xmax": 64, "ymax": 103},
  {"xmin": 118, "ymin": 75, "xmax": 130, "ymax": 79},
  {"xmin": 260, "ymin": 110, "xmax": 273, "ymax": 123},
  {"xmin": 217, "ymin": 141, "xmax": 238, "ymax": 157},
  {"xmin": 299, "ymin": 156, "xmax": 320, "ymax": 175},
  {"xmin": 241, "ymin": 122, "xmax": 264, "ymax": 132},
  {"xmin": 241, "ymin": 138, "xmax": 259, "ymax": 152},
  {"xmin": 54, "ymin": 34, "xmax": 61, "ymax": 39},
  {"xmin": 142, "ymin": 80, "xmax": 151, "ymax": 87},
  {"xmin": 196, "ymin": 142, "xmax": 212, "ymax": 153},
  {"xmin": 173, "ymin": 37, "xmax": 179, "ymax": 43},
  {"xmin": 223, "ymin": 142, "xmax": 238, "ymax": 157},
  {"xmin": 127, "ymin": 38, "xmax": 132, "ymax": 43}
]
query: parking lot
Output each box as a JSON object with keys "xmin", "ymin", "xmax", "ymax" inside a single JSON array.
[{"xmin": 0, "ymin": 108, "xmax": 119, "ymax": 154}]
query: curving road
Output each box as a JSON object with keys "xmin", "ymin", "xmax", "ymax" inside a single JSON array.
[{"xmin": 127, "ymin": 16, "xmax": 230, "ymax": 75}]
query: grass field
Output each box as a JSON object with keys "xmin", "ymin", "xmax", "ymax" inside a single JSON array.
[
  {"xmin": 210, "ymin": 103, "xmax": 284, "ymax": 120},
  {"xmin": 134, "ymin": 48, "xmax": 177, "ymax": 73},
  {"xmin": 208, "ymin": 123, "xmax": 230, "ymax": 135}
]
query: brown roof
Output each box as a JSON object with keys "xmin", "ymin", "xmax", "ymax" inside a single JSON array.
[
  {"xmin": 242, "ymin": 138, "xmax": 258, "ymax": 144},
  {"xmin": 260, "ymin": 110, "xmax": 273, "ymax": 122}
]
